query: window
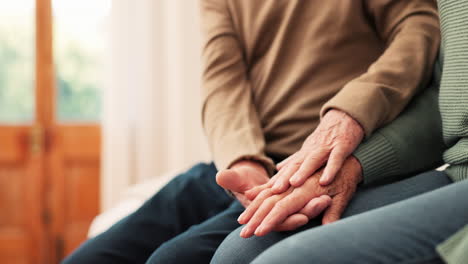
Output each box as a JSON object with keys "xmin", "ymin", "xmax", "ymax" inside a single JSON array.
[
  {"xmin": 0, "ymin": 0, "xmax": 35, "ymax": 122},
  {"xmin": 53, "ymin": 0, "xmax": 110, "ymax": 121}
]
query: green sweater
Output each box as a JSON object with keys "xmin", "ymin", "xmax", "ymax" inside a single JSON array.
[{"xmin": 353, "ymin": 1, "xmax": 468, "ymax": 263}]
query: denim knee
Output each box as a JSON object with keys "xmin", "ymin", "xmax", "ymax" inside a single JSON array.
[
  {"xmin": 145, "ymin": 241, "xmax": 181, "ymax": 264},
  {"xmin": 211, "ymin": 226, "xmax": 284, "ymax": 264},
  {"xmin": 146, "ymin": 231, "xmax": 218, "ymax": 264},
  {"xmin": 61, "ymin": 239, "xmax": 116, "ymax": 264},
  {"xmin": 146, "ymin": 238, "xmax": 212, "ymax": 264}
]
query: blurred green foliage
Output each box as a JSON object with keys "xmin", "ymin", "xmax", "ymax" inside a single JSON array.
[
  {"xmin": 55, "ymin": 38, "xmax": 101, "ymax": 121},
  {"xmin": 0, "ymin": 26, "xmax": 35, "ymax": 122},
  {"xmin": 0, "ymin": 24, "xmax": 101, "ymax": 123}
]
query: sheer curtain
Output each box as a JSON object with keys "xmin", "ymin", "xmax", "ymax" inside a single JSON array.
[{"xmin": 101, "ymin": 0, "xmax": 210, "ymax": 210}]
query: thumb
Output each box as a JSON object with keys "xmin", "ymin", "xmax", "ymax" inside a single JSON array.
[
  {"xmin": 216, "ymin": 169, "xmax": 251, "ymax": 193},
  {"xmin": 322, "ymin": 194, "xmax": 349, "ymax": 225}
]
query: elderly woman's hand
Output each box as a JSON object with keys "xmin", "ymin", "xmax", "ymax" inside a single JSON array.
[
  {"xmin": 239, "ymin": 156, "xmax": 363, "ymax": 238},
  {"xmin": 216, "ymin": 160, "xmax": 333, "ymax": 232}
]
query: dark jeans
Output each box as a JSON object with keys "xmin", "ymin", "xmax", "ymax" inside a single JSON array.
[
  {"xmin": 212, "ymin": 171, "xmax": 466, "ymax": 264},
  {"xmin": 63, "ymin": 162, "xmax": 460, "ymax": 264},
  {"xmin": 62, "ymin": 163, "xmax": 243, "ymax": 264}
]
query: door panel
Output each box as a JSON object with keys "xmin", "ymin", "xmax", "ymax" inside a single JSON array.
[
  {"xmin": 0, "ymin": 127, "xmax": 29, "ymax": 161},
  {"xmin": 0, "ymin": 126, "xmax": 47, "ymax": 264},
  {"xmin": 0, "ymin": 233, "xmax": 29, "ymax": 264},
  {"xmin": 49, "ymin": 125, "xmax": 100, "ymax": 262},
  {"xmin": 63, "ymin": 161, "xmax": 100, "ymax": 255}
]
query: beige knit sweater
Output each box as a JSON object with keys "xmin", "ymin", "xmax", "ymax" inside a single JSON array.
[{"xmin": 199, "ymin": 0, "xmax": 440, "ymax": 173}]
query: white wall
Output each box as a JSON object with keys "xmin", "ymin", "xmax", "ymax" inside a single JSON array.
[{"xmin": 101, "ymin": 0, "xmax": 210, "ymax": 210}]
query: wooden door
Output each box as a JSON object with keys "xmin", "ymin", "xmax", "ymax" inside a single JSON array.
[
  {"xmin": 48, "ymin": 125, "xmax": 100, "ymax": 262},
  {"xmin": 39, "ymin": 0, "xmax": 102, "ymax": 262},
  {"xmin": 0, "ymin": 0, "xmax": 51, "ymax": 262},
  {"xmin": 0, "ymin": 126, "xmax": 47, "ymax": 264},
  {"xmin": 0, "ymin": 0, "xmax": 102, "ymax": 263}
]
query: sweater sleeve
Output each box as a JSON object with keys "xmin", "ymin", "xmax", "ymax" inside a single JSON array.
[
  {"xmin": 321, "ymin": 0, "xmax": 440, "ymax": 137},
  {"xmin": 199, "ymin": 0, "xmax": 275, "ymax": 174},
  {"xmin": 353, "ymin": 75, "xmax": 446, "ymax": 185}
]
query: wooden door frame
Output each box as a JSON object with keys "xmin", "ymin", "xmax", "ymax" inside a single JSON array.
[
  {"xmin": 35, "ymin": 1, "xmax": 102, "ymax": 262},
  {"xmin": 36, "ymin": 0, "xmax": 54, "ymax": 126},
  {"xmin": 36, "ymin": 0, "xmax": 55, "ymax": 262},
  {"xmin": 0, "ymin": 1, "xmax": 54, "ymax": 262},
  {"xmin": 36, "ymin": 0, "xmax": 54, "ymax": 125}
]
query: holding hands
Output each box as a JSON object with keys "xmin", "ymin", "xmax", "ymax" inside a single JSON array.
[
  {"xmin": 240, "ymin": 156, "xmax": 363, "ymax": 238},
  {"xmin": 218, "ymin": 109, "xmax": 365, "ymax": 237},
  {"xmin": 216, "ymin": 160, "xmax": 332, "ymax": 232},
  {"xmin": 270, "ymin": 109, "xmax": 364, "ymax": 194}
]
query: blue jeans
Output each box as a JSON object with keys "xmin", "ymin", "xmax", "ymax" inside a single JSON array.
[
  {"xmin": 62, "ymin": 163, "xmax": 245, "ymax": 264},
  {"xmin": 212, "ymin": 171, "xmax": 468, "ymax": 264}
]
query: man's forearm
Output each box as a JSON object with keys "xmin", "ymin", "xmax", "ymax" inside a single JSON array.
[
  {"xmin": 321, "ymin": 0, "xmax": 440, "ymax": 137},
  {"xmin": 200, "ymin": 0, "xmax": 275, "ymax": 174}
]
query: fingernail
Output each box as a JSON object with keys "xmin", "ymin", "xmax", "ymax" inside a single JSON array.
[
  {"xmin": 255, "ymin": 226, "xmax": 264, "ymax": 236},
  {"xmin": 241, "ymin": 227, "xmax": 251, "ymax": 237},
  {"xmin": 290, "ymin": 175, "xmax": 298, "ymax": 185},
  {"xmin": 240, "ymin": 228, "xmax": 246, "ymax": 237},
  {"xmin": 238, "ymin": 214, "xmax": 245, "ymax": 223},
  {"xmin": 319, "ymin": 175, "xmax": 328, "ymax": 185}
]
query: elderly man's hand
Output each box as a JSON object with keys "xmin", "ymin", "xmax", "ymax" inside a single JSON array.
[
  {"xmin": 270, "ymin": 109, "xmax": 363, "ymax": 194},
  {"xmin": 238, "ymin": 156, "xmax": 363, "ymax": 238},
  {"xmin": 216, "ymin": 160, "xmax": 270, "ymax": 208},
  {"xmin": 216, "ymin": 160, "xmax": 332, "ymax": 231}
]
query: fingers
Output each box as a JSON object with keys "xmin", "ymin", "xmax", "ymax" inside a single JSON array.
[
  {"xmin": 273, "ymin": 213, "xmax": 309, "ymax": 232},
  {"xmin": 299, "ymin": 195, "xmax": 332, "ymax": 219},
  {"xmin": 276, "ymin": 153, "xmax": 298, "ymax": 170},
  {"xmin": 254, "ymin": 191, "xmax": 307, "ymax": 236},
  {"xmin": 234, "ymin": 193, "xmax": 251, "ymax": 208},
  {"xmin": 266, "ymin": 171, "xmax": 281, "ymax": 187},
  {"xmin": 272, "ymin": 195, "xmax": 332, "ymax": 232},
  {"xmin": 246, "ymin": 168, "xmax": 285, "ymax": 200},
  {"xmin": 320, "ymin": 148, "xmax": 347, "ymax": 186},
  {"xmin": 245, "ymin": 185, "xmax": 265, "ymax": 201},
  {"xmin": 271, "ymin": 163, "xmax": 301, "ymax": 194},
  {"xmin": 238, "ymin": 189, "xmax": 274, "ymax": 225},
  {"xmin": 322, "ymin": 193, "xmax": 349, "ymax": 225},
  {"xmin": 240, "ymin": 195, "xmax": 284, "ymax": 238},
  {"xmin": 289, "ymin": 150, "xmax": 326, "ymax": 187},
  {"xmin": 245, "ymin": 180, "xmax": 275, "ymax": 200}
]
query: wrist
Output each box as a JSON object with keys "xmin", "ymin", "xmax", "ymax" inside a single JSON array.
[
  {"xmin": 327, "ymin": 109, "xmax": 365, "ymax": 139},
  {"xmin": 230, "ymin": 159, "xmax": 268, "ymax": 175}
]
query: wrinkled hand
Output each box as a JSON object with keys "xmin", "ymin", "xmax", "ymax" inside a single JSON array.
[
  {"xmin": 239, "ymin": 156, "xmax": 363, "ymax": 238},
  {"xmin": 216, "ymin": 160, "xmax": 331, "ymax": 231},
  {"xmin": 269, "ymin": 109, "xmax": 364, "ymax": 194}
]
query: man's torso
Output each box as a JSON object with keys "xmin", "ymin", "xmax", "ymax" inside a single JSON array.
[{"xmin": 227, "ymin": 0, "xmax": 384, "ymax": 158}]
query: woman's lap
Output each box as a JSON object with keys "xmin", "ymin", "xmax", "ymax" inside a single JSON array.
[
  {"xmin": 252, "ymin": 172, "xmax": 468, "ymax": 264},
  {"xmin": 212, "ymin": 170, "xmax": 459, "ymax": 264}
]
